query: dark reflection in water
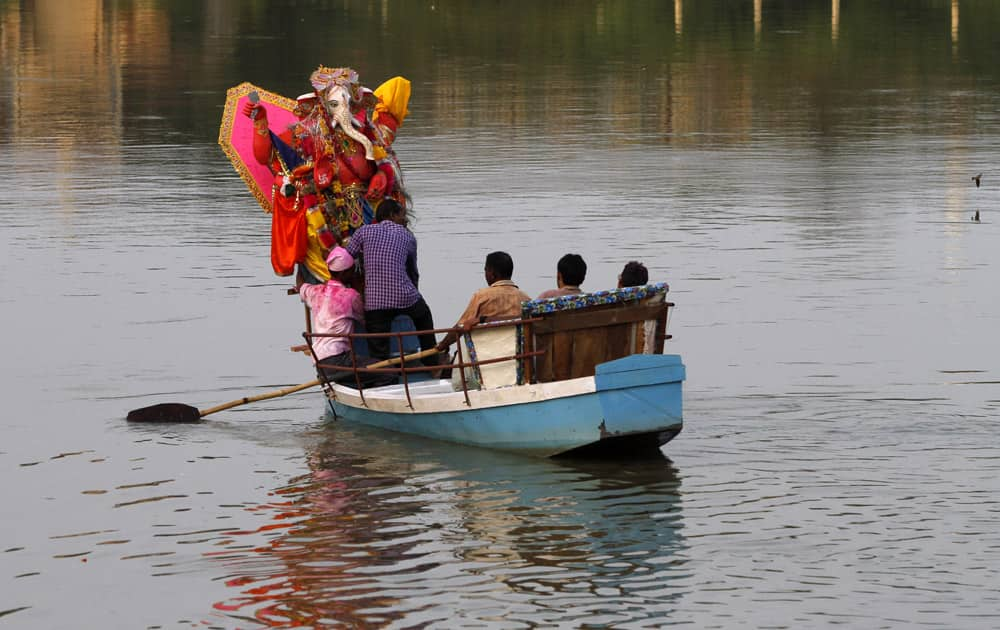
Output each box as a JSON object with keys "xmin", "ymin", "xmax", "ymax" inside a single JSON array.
[{"xmin": 211, "ymin": 426, "xmax": 684, "ymax": 627}]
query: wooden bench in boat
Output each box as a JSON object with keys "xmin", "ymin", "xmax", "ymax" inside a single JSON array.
[
  {"xmin": 523, "ymin": 282, "xmax": 672, "ymax": 383},
  {"xmin": 456, "ymin": 282, "xmax": 672, "ymax": 389}
]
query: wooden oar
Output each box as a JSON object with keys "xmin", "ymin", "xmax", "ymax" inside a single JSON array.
[{"xmin": 126, "ymin": 348, "xmax": 439, "ymax": 423}]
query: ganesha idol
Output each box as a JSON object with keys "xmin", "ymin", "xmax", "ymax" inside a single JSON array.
[{"xmin": 243, "ymin": 67, "xmax": 410, "ymax": 282}]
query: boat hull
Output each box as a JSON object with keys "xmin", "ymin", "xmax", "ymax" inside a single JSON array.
[{"xmin": 327, "ymin": 354, "xmax": 685, "ymax": 457}]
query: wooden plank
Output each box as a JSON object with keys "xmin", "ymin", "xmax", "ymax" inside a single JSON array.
[
  {"xmin": 533, "ymin": 303, "xmax": 667, "ymax": 335},
  {"xmin": 533, "ymin": 333, "xmax": 555, "ymax": 382},
  {"xmin": 550, "ymin": 331, "xmax": 575, "ymax": 381},
  {"xmin": 604, "ymin": 322, "xmax": 633, "ymax": 359},
  {"xmin": 522, "ymin": 322, "xmax": 535, "ymax": 384},
  {"xmin": 569, "ymin": 328, "xmax": 608, "ymax": 379},
  {"xmin": 654, "ymin": 307, "xmax": 668, "ymax": 354},
  {"xmin": 634, "ymin": 321, "xmax": 645, "ymax": 354}
]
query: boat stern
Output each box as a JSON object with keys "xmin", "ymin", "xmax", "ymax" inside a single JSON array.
[{"xmin": 591, "ymin": 353, "xmax": 685, "ymax": 442}]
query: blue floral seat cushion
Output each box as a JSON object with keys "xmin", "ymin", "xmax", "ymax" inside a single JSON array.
[{"xmin": 520, "ymin": 282, "xmax": 669, "ymax": 318}]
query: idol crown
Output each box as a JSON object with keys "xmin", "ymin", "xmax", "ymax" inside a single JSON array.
[{"xmin": 310, "ymin": 66, "xmax": 362, "ymax": 101}]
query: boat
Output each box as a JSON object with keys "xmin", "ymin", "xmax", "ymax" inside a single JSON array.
[{"xmin": 309, "ymin": 282, "xmax": 685, "ymax": 458}]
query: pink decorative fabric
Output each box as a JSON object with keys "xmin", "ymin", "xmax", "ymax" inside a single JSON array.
[{"xmin": 219, "ymin": 83, "xmax": 300, "ymax": 212}]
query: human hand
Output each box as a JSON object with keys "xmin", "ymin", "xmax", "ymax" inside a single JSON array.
[
  {"xmin": 241, "ymin": 101, "xmax": 266, "ymax": 121},
  {"xmin": 314, "ymin": 159, "xmax": 335, "ymax": 188},
  {"xmin": 365, "ymin": 171, "xmax": 387, "ymax": 199}
]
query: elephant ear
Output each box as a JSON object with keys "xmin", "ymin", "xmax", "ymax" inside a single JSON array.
[{"xmin": 359, "ymin": 87, "xmax": 378, "ymax": 112}]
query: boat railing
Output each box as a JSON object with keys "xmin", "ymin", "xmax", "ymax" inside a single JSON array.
[{"xmin": 304, "ymin": 318, "xmax": 545, "ymax": 408}]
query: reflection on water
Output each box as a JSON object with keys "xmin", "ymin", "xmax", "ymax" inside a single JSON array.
[
  {"xmin": 4, "ymin": 0, "xmax": 1000, "ymax": 148},
  {"xmin": 210, "ymin": 426, "xmax": 684, "ymax": 627}
]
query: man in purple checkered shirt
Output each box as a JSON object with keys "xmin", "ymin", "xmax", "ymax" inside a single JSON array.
[{"xmin": 346, "ymin": 199, "xmax": 439, "ymax": 363}]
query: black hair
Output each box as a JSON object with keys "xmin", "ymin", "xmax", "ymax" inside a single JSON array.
[
  {"xmin": 619, "ymin": 260, "xmax": 649, "ymax": 287},
  {"xmin": 375, "ymin": 198, "xmax": 404, "ymax": 222},
  {"xmin": 557, "ymin": 253, "xmax": 587, "ymax": 287},
  {"xmin": 485, "ymin": 251, "xmax": 514, "ymax": 280}
]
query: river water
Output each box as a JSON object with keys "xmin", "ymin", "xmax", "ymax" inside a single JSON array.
[{"xmin": 2, "ymin": 1, "xmax": 999, "ymax": 628}]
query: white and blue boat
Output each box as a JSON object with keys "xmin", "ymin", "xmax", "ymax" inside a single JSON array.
[{"xmin": 317, "ymin": 283, "xmax": 685, "ymax": 458}]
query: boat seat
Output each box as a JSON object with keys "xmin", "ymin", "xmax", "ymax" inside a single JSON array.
[
  {"xmin": 452, "ymin": 322, "xmax": 521, "ymax": 391},
  {"xmin": 520, "ymin": 282, "xmax": 672, "ymax": 383}
]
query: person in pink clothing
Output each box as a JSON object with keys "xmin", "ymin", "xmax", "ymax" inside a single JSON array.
[
  {"xmin": 537, "ymin": 253, "xmax": 587, "ymax": 299},
  {"xmin": 298, "ymin": 246, "xmax": 394, "ymax": 388}
]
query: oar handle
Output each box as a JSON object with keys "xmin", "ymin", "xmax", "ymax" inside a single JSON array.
[
  {"xmin": 366, "ymin": 347, "xmax": 439, "ymax": 370},
  {"xmin": 200, "ymin": 379, "xmax": 321, "ymax": 417},
  {"xmin": 197, "ymin": 347, "xmax": 439, "ymax": 417}
]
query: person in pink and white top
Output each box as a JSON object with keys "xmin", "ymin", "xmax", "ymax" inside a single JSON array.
[{"xmin": 298, "ymin": 246, "xmax": 394, "ymax": 388}]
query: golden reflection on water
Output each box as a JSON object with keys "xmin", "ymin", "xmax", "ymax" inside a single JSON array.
[
  {"xmin": 754, "ymin": 0, "xmax": 762, "ymax": 45},
  {"xmin": 951, "ymin": 0, "xmax": 960, "ymax": 59},
  {"xmin": 832, "ymin": 0, "xmax": 840, "ymax": 44},
  {"xmin": 4, "ymin": 0, "xmax": 124, "ymax": 145},
  {"xmin": 1, "ymin": 0, "xmax": 170, "ymax": 215},
  {"xmin": 1, "ymin": 0, "xmax": 992, "ymax": 153}
]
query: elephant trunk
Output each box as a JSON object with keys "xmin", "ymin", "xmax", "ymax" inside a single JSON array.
[{"xmin": 333, "ymin": 107, "xmax": 375, "ymax": 161}]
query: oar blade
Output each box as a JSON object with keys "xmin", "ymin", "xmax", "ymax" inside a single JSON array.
[{"xmin": 126, "ymin": 403, "xmax": 202, "ymax": 423}]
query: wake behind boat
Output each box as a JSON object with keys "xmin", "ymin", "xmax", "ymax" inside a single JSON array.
[{"xmin": 310, "ymin": 282, "xmax": 685, "ymax": 458}]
